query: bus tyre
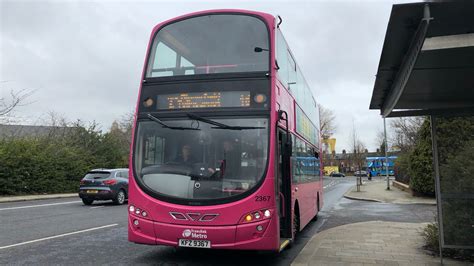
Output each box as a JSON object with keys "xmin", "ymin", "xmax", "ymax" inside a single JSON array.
[
  {"xmin": 312, "ymin": 197, "xmax": 320, "ymax": 221},
  {"xmin": 113, "ymin": 190, "xmax": 126, "ymax": 205},
  {"xmin": 293, "ymin": 210, "xmax": 300, "ymax": 239},
  {"xmin": 82, "ymin": 198, "xmax": 94, "ymax": 205}
]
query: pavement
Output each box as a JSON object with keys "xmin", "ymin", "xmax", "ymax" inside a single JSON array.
[
  {"xmin": 344, "ymin": 180, "xmax": 436, "ymax": 205},
  {"xmin": 291, "ymin": 179, "xmax": 464, "ymax": 265},
  {"xmin": 292, "ymin": 221, "xmax": 467, "ymax": 266},
  {"xmin": 0, "ymin": 193, "xmax": 77, "ymax": 203}
]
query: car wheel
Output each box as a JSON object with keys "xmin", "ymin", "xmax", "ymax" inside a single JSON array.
[
  {"xmin": 82, "ymin": 198, "xmax": 94, "ymax": 205},
  {"xmin": 113, "ymin": 189, "xmax": 126, "ymax": 205}
]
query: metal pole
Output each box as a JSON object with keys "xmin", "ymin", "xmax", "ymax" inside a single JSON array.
[
  {"xmin": 430, "ymin": 116, "xmax": 444, "ymax": 265},
  {"xmin": 384, "ymin": 118, "xmax": 390, "ymax": 190}
]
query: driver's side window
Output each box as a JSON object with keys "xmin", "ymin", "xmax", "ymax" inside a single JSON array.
[{"xmin": 144, "ymin": 136, "xmax": 165, "ymax": 165}]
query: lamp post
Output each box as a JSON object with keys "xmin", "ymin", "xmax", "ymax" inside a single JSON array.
[{"xmin": 384, "ymin": 117, "xmax": 390, "ymax": 190}]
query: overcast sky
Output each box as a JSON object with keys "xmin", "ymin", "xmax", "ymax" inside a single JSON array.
[{"xmin": 1, "ymin": 0, "xmax": 412, "ymax": 152}]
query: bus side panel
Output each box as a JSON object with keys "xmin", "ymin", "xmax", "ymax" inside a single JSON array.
[{"xmin": 296, "ymin": 182, "xmax": 314, "ymax": 229}]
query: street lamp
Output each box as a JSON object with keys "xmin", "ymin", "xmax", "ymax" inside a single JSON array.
[{"xmin": 384, "ymin": 118, "xmax": 390, "ymax": 190}]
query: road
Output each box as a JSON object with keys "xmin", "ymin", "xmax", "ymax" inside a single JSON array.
[{"xmin": 0, "ymin": 177, "xmax": 435, "ymax": 265}]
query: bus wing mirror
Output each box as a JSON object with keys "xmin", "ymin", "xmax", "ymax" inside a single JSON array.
[{"xmin": 277, "ymin": 110, "xmax": 290, "ymax": 145}]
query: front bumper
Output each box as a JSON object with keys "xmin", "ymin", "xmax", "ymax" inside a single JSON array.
[{"xmin": 128, "ymin": 214, "xmax": 278, "ymax": 251}]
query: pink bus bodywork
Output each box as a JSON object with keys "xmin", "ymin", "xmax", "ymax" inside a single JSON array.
[{"xmin": 128, "ymin": 9, "xmax": 323, "ymax": 251}]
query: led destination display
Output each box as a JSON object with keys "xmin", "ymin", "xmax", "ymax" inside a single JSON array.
[{"xmin": 157, "ymin": 91, "xmax": 251, "ymax": 109}]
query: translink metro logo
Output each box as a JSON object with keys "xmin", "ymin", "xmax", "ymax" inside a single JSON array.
[{"xmin": 181, "ymin": 229, "xmax": 207, "ymax": 239}]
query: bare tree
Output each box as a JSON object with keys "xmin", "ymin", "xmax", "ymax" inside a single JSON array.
[
  {"xmin": 389, "ymin": 117, "xmax": 424, "ymax": 152},
  {"xmin": 118, "ymin": 110, "xmax": 134, "ymax": 148},
  {"xmin": 41, "ymin": 111, "xmax": 70, "ymax": 140},
  {"xmin": 375, "ymin": 130, "xmax": 386, "ymax": 154},
  {"xmin": 0, "ymin": 88, "xmax": 33, "ymax": 123},
  {"xmin": 318, "ymin": 104, "xmax": 336, "ymax": 140},
  {"xmin": 349, "ymin": 121, "xmax": 367, "ymax": 173}
]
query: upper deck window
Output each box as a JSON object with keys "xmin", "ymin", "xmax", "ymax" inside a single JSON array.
[{"xmin": 146, "ymin": 14, "xmax": 269, "ymax": 78}]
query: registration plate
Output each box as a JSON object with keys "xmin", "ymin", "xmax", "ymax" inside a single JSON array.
[
  {"xmin": 178, "ymin": 239, "xmax": 211, "ymax": 248},
  {"xmin": 86, "ymin": 190, "xmax": 98, "ymax": 194}
]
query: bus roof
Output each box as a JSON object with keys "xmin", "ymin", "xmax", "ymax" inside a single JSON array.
[{"xmin": 150, "ymin": 9, "xmax": 275, "ymax": 34}]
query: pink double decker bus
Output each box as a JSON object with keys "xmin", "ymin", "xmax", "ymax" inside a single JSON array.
[{"xmin": 129, "ymin": 9, "xmax": 323, "ymax": 252}]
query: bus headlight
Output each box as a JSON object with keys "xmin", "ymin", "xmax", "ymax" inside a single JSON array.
[
  {"xmin": 264, "ymin": 209, "xmax": 271, "ymax": 218},
  {"xmin": 129, "ymin": 205, "xmax": 150, "ymax": 219},
  {"xmin": 240, "ymin": 209, "xmax": 272, "ymax": 224}
]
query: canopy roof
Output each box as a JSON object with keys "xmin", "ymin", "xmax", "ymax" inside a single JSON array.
[{"xmin": 370, "ymin": 1, "xmax": 474, "ymax": 117}]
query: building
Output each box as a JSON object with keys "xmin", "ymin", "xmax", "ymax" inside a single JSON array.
[{"xmin": 0, "ymin": 124, "xmax": 72, "ymax": 139}]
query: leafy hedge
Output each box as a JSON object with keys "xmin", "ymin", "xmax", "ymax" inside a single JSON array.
[
  {"xmin": 0, "ymin": 124, "xmax": 129, "ymax": 195},
  {"xmin": 408, "ymin": 119, "xmax": 435, "ymax": 195},
  {"xmin": 394, "ymin": 153, "xmax": 410, "ymax": 185},
  {"xmin": 394, "ymin": 116, "xmax": 474, "ymax": 196},
  {"xmin": 436, "ymin": 117, "xmax": 474, "ymax": 248}
]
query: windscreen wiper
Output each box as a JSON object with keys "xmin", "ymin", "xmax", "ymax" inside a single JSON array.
[
  {"xmin": 147, "ymin": 114, "xmax": 200, "ymax": 130},
  {"xmin": 186, "ymin": 113, "xmax": 264, "ymax": 130}
]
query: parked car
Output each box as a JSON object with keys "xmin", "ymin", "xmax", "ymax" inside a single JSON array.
[
  {"xmin": 330, "ymin": 171, "xmax": 345, "ymax": 177},
  {"xmin": 354, "ymin": 170, "xmax": 368, "ymax": 177},
  {"xmin": 78, "ymin": 168, "xmax": 129, "ymax": 205}
]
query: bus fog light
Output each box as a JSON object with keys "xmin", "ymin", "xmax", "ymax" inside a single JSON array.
[
  {"xmin": 142, "ymin": 211, "xmax": 148, "ymax": 217},
  {"xmin": 256, "ymin": 225, "xmax": 263, "ymax": 231},
  {"xmin": 133, "ymin": 220, "xmax": 139, "ymax": 226},
  {"xmin": 264, "ymin": 210, "xmax": 271, "ymax": 217},
  {"xmin": 129, "ymin": 205, "xmax": 135, "ymax": 212},
  {"xmin": 254, "ymin": 212, "xmax": 261, "ymax": 219}
]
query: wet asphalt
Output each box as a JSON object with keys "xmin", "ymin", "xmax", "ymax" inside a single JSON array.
[{"xmin": 0, "ymin": 176, "xmax": 435, "ymax": 265}]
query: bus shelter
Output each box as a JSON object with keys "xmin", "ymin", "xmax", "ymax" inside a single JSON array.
[{"xmin": 369, "ymin": 1, "xmax": 474, "ymax": 262}]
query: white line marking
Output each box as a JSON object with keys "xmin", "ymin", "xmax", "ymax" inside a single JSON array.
[
  {"xmin": 0, "ymin": 201, "xmax": 82, "ymax": 211},
  {"xmin": 0, "ymin": 224, "xmax": 118, "ymax": 250},
  {"xmin": 90, "ymin": 206, "xmax": 104, "ymax": 209},
  {"xmin": 323, "ymin": 180, "xmax": 338, "ymax": 189}
]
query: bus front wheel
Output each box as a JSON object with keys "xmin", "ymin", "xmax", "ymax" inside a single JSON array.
[
  {"xmin": 312, "ymin": 195, "xmax": 320, "ymax": 221},
  {"xmin": 293, "ymin": 207, "xmax": 300, "ymax": 239}
]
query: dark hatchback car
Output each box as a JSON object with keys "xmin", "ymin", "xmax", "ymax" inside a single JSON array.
[
  {"xmin": 330, "ymin": 171, "xmax": 345, "ymax": 177},
  {"xmin": 78, "ymin": 168, "xmax": 129, "ymax": 205}
]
